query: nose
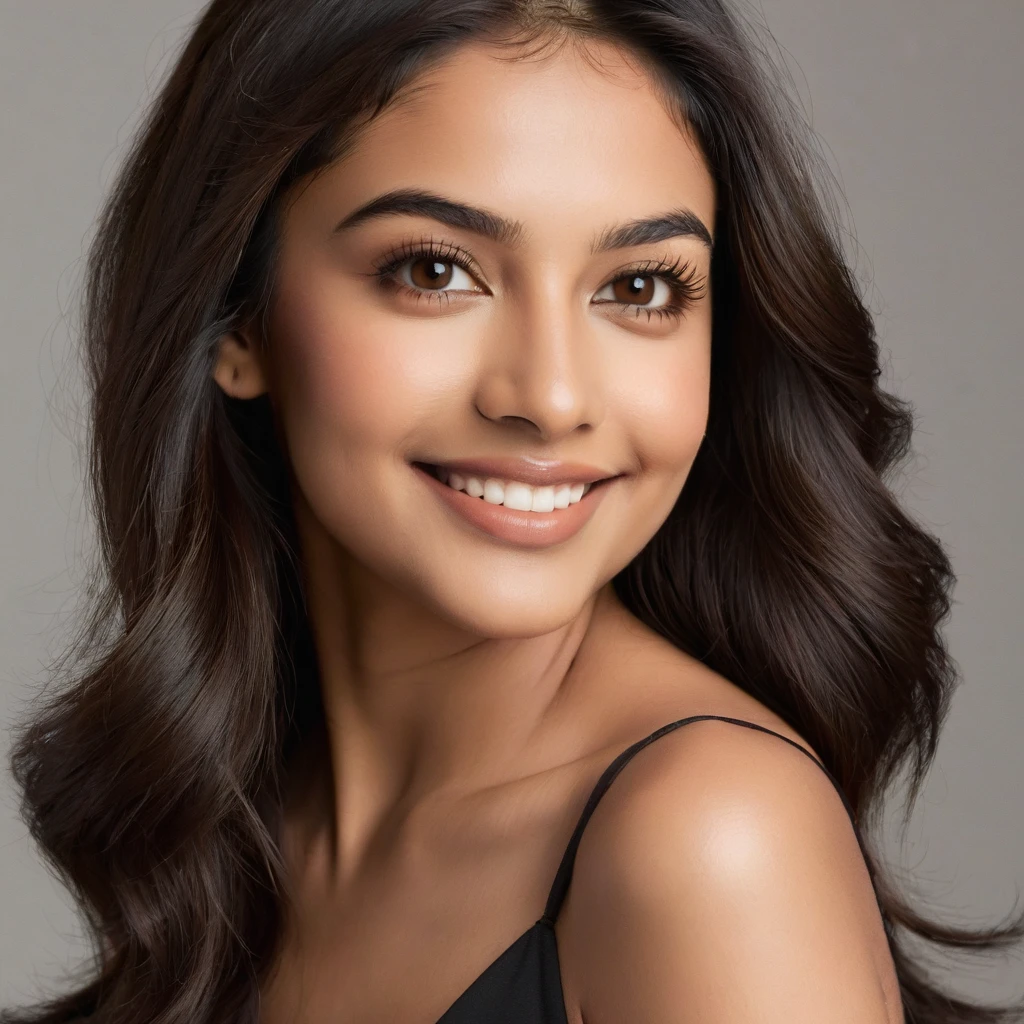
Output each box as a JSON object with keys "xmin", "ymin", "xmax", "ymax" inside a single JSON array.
[{"xmin": 472, "ymin": 280, "xmax": 605, "ymax": 442}]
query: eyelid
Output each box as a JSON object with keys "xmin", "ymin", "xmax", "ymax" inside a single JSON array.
[
  {"xmin": 371, "ymin": 236, "xmax": 708, "ymax": 316},
  {"xmin": 371, "ymin": 235, "xmax": 488, "ymax": 287}
]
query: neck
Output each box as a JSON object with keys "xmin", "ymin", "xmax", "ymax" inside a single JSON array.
[{"xmin": 288, "ymin": 506, "xmax": 620, "ymax": 884}]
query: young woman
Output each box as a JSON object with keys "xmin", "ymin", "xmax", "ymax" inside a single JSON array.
[{"xmin": 5, "ymin": 1, "xmax": 1022, "ymax": 1022}]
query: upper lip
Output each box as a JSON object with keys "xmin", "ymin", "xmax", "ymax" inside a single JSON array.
[{"xmin": 416, "ymin": 456, "xmax": 618, "ymax": 487}]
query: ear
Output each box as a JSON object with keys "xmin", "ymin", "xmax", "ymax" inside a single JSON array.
[{"xmin": 212, "ymin": 326, "xmax": 269, "ymax": 399}]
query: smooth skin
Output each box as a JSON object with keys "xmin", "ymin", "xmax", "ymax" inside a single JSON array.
[{"xmin": 213, "ymin": 33, "xmax": 902, "ymax": 1024}]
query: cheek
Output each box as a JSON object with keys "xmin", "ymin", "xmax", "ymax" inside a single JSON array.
[
  {"xmin": 265, "ymin": 274, "xmax": 455, "ymax": 463},
  {"xmin": 612, "ymin": 331, "xmax": 711, "ymax": 477}
]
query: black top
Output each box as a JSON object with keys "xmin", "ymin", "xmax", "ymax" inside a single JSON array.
[{"xmin": 434, "ymin": 714, "xmax": 864, "ymax": 1024}]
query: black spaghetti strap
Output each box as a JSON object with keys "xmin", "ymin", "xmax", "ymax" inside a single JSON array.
[{"xmin": 540, "ymin": 715, "xmax": 863, "ymax": 925}]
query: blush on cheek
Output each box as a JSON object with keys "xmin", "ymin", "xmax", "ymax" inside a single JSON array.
[
  {"xmin": 617, "ymin": 350, "xmax": 711, "ymax": 472},
  {"xmin": 268, "ymin": 280, "xmax": 427, "ymax": 452}
]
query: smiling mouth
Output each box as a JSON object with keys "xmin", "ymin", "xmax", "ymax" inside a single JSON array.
[{"xmin": 413, "ymin": 462, "xmax": 614, "ymax": 513}]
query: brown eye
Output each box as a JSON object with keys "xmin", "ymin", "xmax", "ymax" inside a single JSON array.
[
  {"xmin": 408, "ymin": 257, "xmax": 455, "ymax": 290},
  {"xmin": 372, "ymin": 243, "xmax": 484, "ymax": 305},
  {"xmin": 611, "ymin": 274, "xmax": 656, "ymax": 305}
]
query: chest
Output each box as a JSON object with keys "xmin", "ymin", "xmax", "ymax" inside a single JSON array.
[
  {"xmin": 260, "ymin": 915, "xmax": 583, "ymax": 1024},
  {"xmin": 259, "ymin": 784, "xmax": 589, "ymax": 1023}
]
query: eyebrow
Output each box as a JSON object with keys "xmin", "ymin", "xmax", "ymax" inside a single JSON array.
[{"xmin": 333, "ymin": 187, "xmax": 714, "ymax": 254}]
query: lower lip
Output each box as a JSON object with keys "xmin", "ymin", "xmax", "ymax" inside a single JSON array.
[{"xmin": 412, "ymin": 464, "xmax": 616, "ymax": 549}]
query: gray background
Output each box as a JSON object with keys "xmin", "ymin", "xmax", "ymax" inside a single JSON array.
[{"xmin": 1, "ymin": 0, "xmax": 1021, "ymax": 1009}]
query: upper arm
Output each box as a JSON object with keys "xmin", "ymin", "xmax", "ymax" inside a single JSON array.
[{"xmin": 561, "ymin": 721, "xmax": 900, "ymax": 1024}]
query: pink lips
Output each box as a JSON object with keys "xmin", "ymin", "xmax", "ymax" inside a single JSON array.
[
  {"xmin": 425, "ymin": 455, "xmax": 615, "ymax": 488},
  {"xmin": 411, "ymin": 459, "xmax": 618, "ymax": 549}
]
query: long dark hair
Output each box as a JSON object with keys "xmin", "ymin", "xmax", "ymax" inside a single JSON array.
[{"xmin": 5, "ymin": 1, "xmax": 1022, "ymax": 1021}]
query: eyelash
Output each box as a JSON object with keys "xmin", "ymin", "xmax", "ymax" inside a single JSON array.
[{"xmin": 370, "ymin": 236, "xmax": 707, "ymax": 322}]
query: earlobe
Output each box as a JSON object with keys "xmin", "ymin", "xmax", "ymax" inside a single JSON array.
[{"xmin": 212, "ymin": 328, "xmax": 268, "ymax": 399}]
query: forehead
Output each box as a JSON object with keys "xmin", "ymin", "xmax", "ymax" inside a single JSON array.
[{"xmin": 302, "ymin": 36, "xmax": 716, "ymax": 245}]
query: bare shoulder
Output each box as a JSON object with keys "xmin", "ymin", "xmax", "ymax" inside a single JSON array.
[{"xmin": 556, "ymin": 715, "xmax": 903, "ymax": 1024}]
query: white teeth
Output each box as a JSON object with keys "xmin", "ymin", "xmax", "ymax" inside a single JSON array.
[
  {"xmin": 503, "ymin": 481, "xmax": 532, "ymax": 511},
  {"xmin": 483, "ymin": 479, "xmax": 505, "ymax": 505},
  {"xmin": 437, "ymin": 468, "xmax": 595, "ymax": 510},
  {"xmin": 531, "ymin": 486, "xmax": 556, "ymax": 513}
]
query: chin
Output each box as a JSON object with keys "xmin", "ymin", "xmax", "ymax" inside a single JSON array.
[{"xmin": 420, "ymin": 575, "xmax": 597, "ymax": 640}]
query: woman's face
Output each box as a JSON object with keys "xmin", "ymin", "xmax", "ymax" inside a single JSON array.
[{"xmin": 232, "ymin": 37, "xmax": 716, "ymax": 638}]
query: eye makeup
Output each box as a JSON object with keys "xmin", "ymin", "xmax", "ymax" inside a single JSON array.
[{"xmin": 368, "ymin": 234, "xmax": 708, "ymax": 322}]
